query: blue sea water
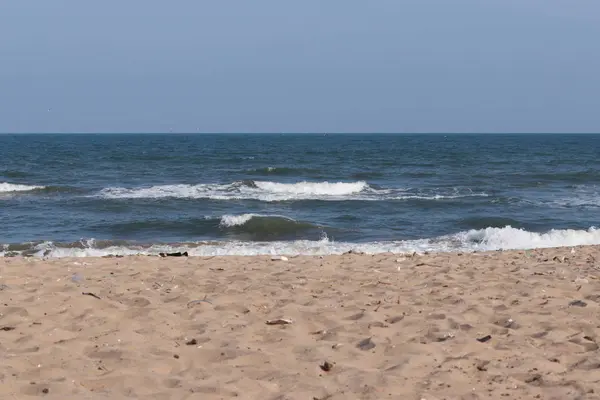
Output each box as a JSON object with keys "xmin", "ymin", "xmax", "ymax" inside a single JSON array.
[{"xmin": 1, "ymin": 133, "xmax": 600, "ymax": 257}]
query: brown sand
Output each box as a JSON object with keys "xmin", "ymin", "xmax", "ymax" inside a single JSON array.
[{"xmin": 1, "ymin": 247, "xmax": 600, "ymax": 399}]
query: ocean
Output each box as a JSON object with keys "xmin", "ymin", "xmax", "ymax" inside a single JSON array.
[{"xmin": 1, "ymin": 133, "xmax": 600, "ymax": 257}]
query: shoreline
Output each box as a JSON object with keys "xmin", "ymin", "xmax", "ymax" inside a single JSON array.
[
  {"xmin": 3, "ymin": 240, "xmax": 600, "ymax": 259},
  {"xmin": 4, "ymin": 225, "xmax": 600, "ymax": 259},
  {"xmin": 1, "ymin": 245, "xmax": 599, "ymax": 398}
]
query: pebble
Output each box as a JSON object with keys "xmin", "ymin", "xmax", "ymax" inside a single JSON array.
[
  {"xmin": 477, "ymin": 335, "xmax": 492, "ymax": 343},
  {"xmin": 320, "ymin": 361, "xmax": 333, "ymax": 372},
  {"xmin": 265, "ymin": 318, "xmax": 293, "ymax": 325},
  {"xmin": 357, "ymin": 337, "xmax": 376, "ymax": 351},
  {"xmin": 569, "ymin": 300, "xmax": 587, "ymax": 307}
]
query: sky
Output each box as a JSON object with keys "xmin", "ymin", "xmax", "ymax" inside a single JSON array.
[{"xmin": 1, "ymin": 0, "xmax": 599, "ymax": 133}]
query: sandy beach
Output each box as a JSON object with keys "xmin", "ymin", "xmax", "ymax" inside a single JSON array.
[{"xmin": 1, "ymin": 247, "xmax": 600, "ymax": 399}]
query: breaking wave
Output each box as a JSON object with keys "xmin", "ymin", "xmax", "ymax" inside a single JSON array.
[
  {"xmin": 218, "ymin": 214, "xmax": 323, "ymax": 240},
  {"xmin": 3, "ymin": 226, "xmax": 599, "ymax": 258},
  {"xmin": 0, "ymin": 182, "xmax": 45, "ymax": 192},
  {"xmin": 0, "ymin": 183, "xmax": 81, "ymax": 196},
  {"xmin": 219, "ymin": 213, "xmax": 298, "ymax": 227},
  {"xmin": 96, "ymin": 180, "xmax": 487, "ymax": 202}
]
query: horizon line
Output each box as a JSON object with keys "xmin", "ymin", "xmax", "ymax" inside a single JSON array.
[{"xmin": 1, "ymin": 132, "xmax": 600, "ymax": 135}]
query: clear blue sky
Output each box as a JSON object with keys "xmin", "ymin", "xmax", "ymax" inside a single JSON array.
[{"xmin": 1, "ymin": 1, "xmax": 599, "ymax": 133}]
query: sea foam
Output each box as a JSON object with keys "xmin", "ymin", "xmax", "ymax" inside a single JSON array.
[
  {"xmin": 219, "ymin": 213, "xmax": 297, "ymax": 227},
  {"xmin": 219, "ymin": 214, "xmax": 257, "ymax": 227},
  {"xmin": 253, "ymin": 181, "xmax": 367, "ymax": 196},
  {"xmin": 0, "ymin": 182, "xmax": 45, "ymax": 192},
  {"xmin": 4, "ymin": 226, "xmax": 599, "ymax": 258},
  {"xmin": 98, "ymin": 180, "xmax": 369, "ymax": 201},
  {"xmin": 97, "ymin": 180, "xmax": 485, "ymax": 202}
]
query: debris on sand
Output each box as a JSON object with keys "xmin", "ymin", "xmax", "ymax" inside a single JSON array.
[
  {"xmin": 357, "ymin": 337, "xmax": 375, "ymax": 351},
  {"xmin": 477, "ymin": 335, "xmax": 492, "ymax": 343},
  {"xmin": 569, "ymin": 300, "xmax": 587, "ymax": 307},
  {"xmin": 187, "ymin": 297, "xmax": 213, "ymax": 307},
  {"xmin": 320, "ymin": 361, "xmax": 334, "ymax": 372},
  {"xmin": 159, "ymin": 251, "xmax": 188, "ymax": 257},
  {"xmin": 266, "ymin": 318, "xmax": 293, "ymax": 325},
  {"xmin": 82, "ymin": 292, "xmax": 101, "ymax": 300}
]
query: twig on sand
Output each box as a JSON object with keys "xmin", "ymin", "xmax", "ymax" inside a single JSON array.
[
  {"xmin": 82, "ymin": 292, "xmax": 101, "ymax": 300},
  {"xmin": 187, "ymin": 295, "xmax": 213, "ymax": 307},
  {"xmin": 415, "ymin": 262, "xmax": 443, "ymax": 268}
]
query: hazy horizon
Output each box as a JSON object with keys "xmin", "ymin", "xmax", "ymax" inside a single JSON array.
[
  {"xmin": 2, "ymin": 1, "xmax": 599, "ymax": 134},
  {"xmin": 2, "ymin": 132, "xmax": 599, "ymax": 136}
]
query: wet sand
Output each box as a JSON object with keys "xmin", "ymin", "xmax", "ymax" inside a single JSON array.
[{"xmin": 1, "ymin": 247, "xmax": 600, "ymax": 399}]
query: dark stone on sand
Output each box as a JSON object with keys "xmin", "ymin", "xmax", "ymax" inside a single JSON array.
[
  {"xmin": 320, "ymin": 361, "xmax": 333, "ymax": 372},
  {"xmin": 569, "ymin": 300, "xmax": 587, "ymax": 307},
  {"xmin": 1, "ymin": 326, "xmax": 16, "ymax": 331},
  {"xmin": 160, "ymin": 251, "xmax": 189, "ymax": 257},
  {"xmin": 357, "ymin": 337, "xmax": 376, "ymax": 351},
  {"xmin": 477, "ymin": 335, "xmax": 492, "ymax": 343},
  {"xmin": 186, "ymin": 339, "xmax": 198, "ymax": 345}
]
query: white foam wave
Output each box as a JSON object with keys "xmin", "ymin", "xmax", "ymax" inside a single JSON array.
[
  {"xmin": 0, "ymin": 182, "xmax": 44, "ymax": 192},
  {"xmin": 219, "ymin": 213, "xmax": 297, "ymax": 227},
  {"xmin": 97, "ymin": 181, "xmax": 486, "ymax": 202},
  {"xmin": 219, "ymin": 214, "xmax": 256, "ymax": 227},
  {"xmin": 254, "ymin": 181, "xmax": 367, "ymax": 196},
  {"xmin": 4, "ymin": 226, "xmax": 599, "ymax": 258},
  {"xmin": 98, "ymin": 180, "xmax": 371, "ymax": 201},
  {"xmin": 457, "ymin": 226, "xmax": 600, "ymax": 250}
]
